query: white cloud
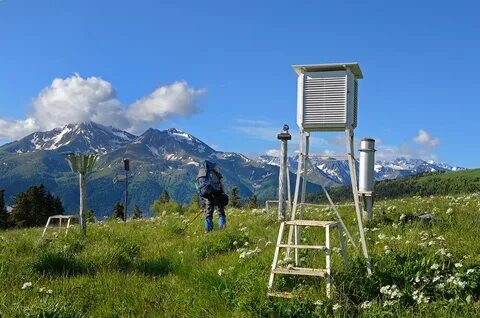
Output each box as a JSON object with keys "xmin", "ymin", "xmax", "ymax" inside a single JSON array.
[
  {"xmin": 0, "ymin": 118, "xmax": 39, "ymax": 140},
  {"xmin": 375, "ymin": 130, "xmax": 441, "ymax": 161},
  {"xmin": 0, "ymin": 74, "xmax": 206, "ymax": 140},
  {"xmin": 413, "ymin": 129, "xmax": 440, "ymax": 147},
  {"xmin": 233, "ymin": 119, "xmax": 328, "ymax": 150},
  {"xmin": 266, "ymin": 149, "xmax": 280, "ymax": 157}
]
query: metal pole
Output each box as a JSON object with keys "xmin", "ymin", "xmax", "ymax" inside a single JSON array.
[
  {"xmin": 124, "ymin": 170, "xmax": 128, "ymax": 222},
  {"xmin": 277, "ymin": 126, "xmax": 291, "ymax": 220},
  {"xmin": 79, "ymin": 172, "xmax": 86, "ymax": 235},
  {"xmin": 278, "ymin": 139, "xmax": 287, "ymax": 220}
]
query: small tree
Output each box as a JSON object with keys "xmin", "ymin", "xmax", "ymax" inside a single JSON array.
[
  {"xmin": 0, "ymin": 189, "xmax": 10, "ymax": 229},
  {"xmin": 159, "ymin": 190, "xmax": 170, "ymax": 204},
  {"xmin": 133, "ymin": 205, "xmax": 143, "ymax": 219},
  {"xmin": 247, "ymin": 195, "xmax": 257, "ymax": 209},
  {"xmin": 229, "ymin": 187, "xmax": 241, "ymax": 208},
  {"xmin": 86, "ymin": 209, "xmax": 96, "ymax": 223},
  {"xmin": 11, "ymin": 184, "xmax": 64, "ymax": 228},
  {"xmin": 150, "ymin": 198, "xmax": 184, "ymax": 216},
  {"xmin": 186, "ymin": 192, "xmax": 200, "ymax": 214},
  {"xmin": 112, "ymin": 202, "xmax": 125, "ymax": 220}
]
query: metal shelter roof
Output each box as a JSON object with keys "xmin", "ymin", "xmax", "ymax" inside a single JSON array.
[{"xmin": 292, "ymin": 62, "xmax": 363, "ymax": 79}]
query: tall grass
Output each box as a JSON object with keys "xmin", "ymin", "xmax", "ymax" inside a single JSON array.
[{"xmin": 1, "ymin": 194, "xmax": 480, "ymax": 317}]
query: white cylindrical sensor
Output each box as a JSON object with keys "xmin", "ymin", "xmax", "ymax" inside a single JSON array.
[{"xmin": 359, "ymin": 138, "xmax": 375, "ymax": 193}]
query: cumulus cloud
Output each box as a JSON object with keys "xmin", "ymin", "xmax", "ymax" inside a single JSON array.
[
  {"xmin": 0, "ymin": 74, "xmax": 205, "ymax": 140},
  {"xmin": 413, "ymin": 129, "xmax": 440, "ymax": 147}
]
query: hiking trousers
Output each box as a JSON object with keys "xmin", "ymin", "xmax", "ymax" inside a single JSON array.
[{"xmin": 205, "ymin": 199, "xmax": 226, "ymax": 220}]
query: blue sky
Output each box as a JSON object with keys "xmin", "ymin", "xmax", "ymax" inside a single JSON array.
[{"xmin": 0, "ymin": 0, "xmax": 479, "ymax": 167}]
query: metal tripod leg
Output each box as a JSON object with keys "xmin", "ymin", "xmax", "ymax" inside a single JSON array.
[{"xmin": 346, "ymin": 128, "xmax": 372, "ymax": 276}]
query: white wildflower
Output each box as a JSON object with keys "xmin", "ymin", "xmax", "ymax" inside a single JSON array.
[
  {"xmin": 431, "ymin": 263, "xmax": 440, "ymax": 270},
  {"xmin": 21, "ymin": 282, "xmax": 32, "ymax": 290},
  {"xmin": 378, "ymin": 233, "xmax": 386, "ymax": 240},
  {"xmin": 383, "ymin": 300, "xmax": 398, "ymax": 307},
  {"xmin": 412, "ymin": 290, "xmax": 430, "ymax": 304},
  {"xmin": 360, "ymin": 300, "xmax": 373, "ymax": 309},
  {"xmin": 38, "ymin": 287, "xmax": 46, "ymax": 293},
  {"xmin": 332, "ymin": 303, "xmax": 342, "ymax": 311},
  {"xmin": 455, "ymin": 263, "xmax": 463, "ymax": 268},
  {"xmin": 46, "ymin": 289, "xmax": 53, "ymax": 294},
  {"xmin": 218, "ymin": 269, "xmax": 224, "ymax": 276},
  {"xmin": 467, "ymin": 269, "xmax": 475, "ymax": 275}
]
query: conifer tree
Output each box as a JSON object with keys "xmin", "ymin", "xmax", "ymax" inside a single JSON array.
[
  {"xmin": 229, "ymin": 187, "xmax": 241, "ymax": 208},
  {"xmin": 11, "ymin": 184, "xmax": 64, "ymax": 228},
  {"xmin": 86, "ymin": 209, "xmax": 96, "ymax": 223},
  {"xmin": 133, "ymin": 205, "xmax": 143, "ymax": 219},
  {"xmin": 112, "ymin": 202, "xmax": 125, "ymax": 220},
  {"xmin": 159, "ymin": 190, "xmax": 170, "ymax": 204},
  {"xmin": 247, "ymin": 195, "xmax": 257, "ymax": 209},
  {"xmin": 0, "ymin": 189, "xmax": 10, "ymax": 229}
]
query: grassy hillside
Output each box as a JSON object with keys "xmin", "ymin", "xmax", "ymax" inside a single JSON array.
[
  {"xmin": 1, "ymin": 193, "xmax": 480, "ymax": 317},
  {"xmin": 309, "ymin": 169, "xmax": 480, "ymax": 203}
]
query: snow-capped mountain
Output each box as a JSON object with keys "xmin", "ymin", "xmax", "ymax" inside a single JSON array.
[
  {"xmin": 2, "ymin": 122, "xmax": 135, "ymax": 154},
  {"xmin": 0, "ymin": 121, "xmax": 465, "ymax": 216},
  {"xmin": 256, "ymin": 155, "xmax": 464, "ymax": 185},
  {"xmin": 0, "ymin": 122, "xmax": 293, "ymax": 216}
]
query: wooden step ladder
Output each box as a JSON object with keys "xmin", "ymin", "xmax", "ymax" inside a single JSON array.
[{"xmin": 267, "ymin": 220, "xmax": 348, "ymax": 299}]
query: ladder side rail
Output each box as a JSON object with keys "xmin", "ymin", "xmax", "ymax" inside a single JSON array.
[
  {"xmin": 325, "ymin": 224, "xmax": 331, "ymax": 298},
  {"xmin": 268, "ymin": 222, "xmax": 286, "ymax": 290}
]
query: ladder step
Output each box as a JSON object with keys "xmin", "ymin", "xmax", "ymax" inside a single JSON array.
[
  {"xmin": 267, "ymin": 291, "xmax": 295, "ymax": 299},
  {"xmin": 273, "ymin": 267, "xmax": 327, "ymax": 277},
  {"xmin": 278, "ymin": 244, "xmax": 327, "ymax": 251},
  {"xmin": 285, "ymin": 220, "xmax": 338, "ymax": 227}
]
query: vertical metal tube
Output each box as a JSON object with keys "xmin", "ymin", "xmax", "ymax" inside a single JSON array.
[
  {"xmin": 278, "ymin": 139, "xmax": 288, "ymax": 220},
  {"xmin": 359, "ymin": 139, "xmax": 376, "ymax": 193},
  {"xmin": 79, "ymin": 172, "xmax": 86, "ymax": 235},
  {"xmin": 124, "ymin": 171, "xmax": 128, "ymax": 222},
  {"xmin": 359, "ymin": 138, "xmax": 376, "ymax": 219}
]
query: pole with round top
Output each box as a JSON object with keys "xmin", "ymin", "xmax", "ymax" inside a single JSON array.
[
  {"xmin": 277, "ymin": 124, "xmax": 291, "ymax": 220},
  {"xmin": 66, "ymin": 154, "xmax": 98, "ymax": 235}
]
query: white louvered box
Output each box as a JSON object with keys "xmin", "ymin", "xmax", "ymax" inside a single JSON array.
[{"xmin": 293, "ymin": 63, "xmax": 363, "ymax": 132}]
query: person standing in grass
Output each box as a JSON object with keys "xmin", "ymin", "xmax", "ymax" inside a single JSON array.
[{"xmin": 197, "ymin": 161, "xmax": 229, "ymax": 232}]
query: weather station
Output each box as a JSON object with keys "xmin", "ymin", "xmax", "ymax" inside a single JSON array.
[{"xmin": 268, "ymin": 63, "xmax": 376, "ymax": 299}]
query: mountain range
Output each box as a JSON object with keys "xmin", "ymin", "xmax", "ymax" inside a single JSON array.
[{"xmin": 0, "ymin": 122, "xmax": 464, "ymax": 217}]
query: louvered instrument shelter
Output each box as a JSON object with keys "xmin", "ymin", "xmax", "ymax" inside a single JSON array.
[{"xmin": 293, "ymin": 63, "xmax": 363, "ymax": 132}]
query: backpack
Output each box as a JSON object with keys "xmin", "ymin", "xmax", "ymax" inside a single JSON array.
[{"xmin": 196, "ymin": 160, "xmax": 223, "ymax": 199}]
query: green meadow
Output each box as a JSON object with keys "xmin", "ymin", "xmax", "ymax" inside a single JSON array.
[{"xmin": 1, "ymin": 193, "xmax": 480, "ymax": 317}]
